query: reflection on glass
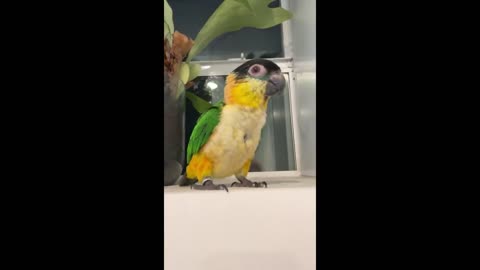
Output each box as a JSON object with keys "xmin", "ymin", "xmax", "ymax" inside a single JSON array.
[{"xmin": 185, "ymin": 74, "xmax": 296, "ymax": 172}]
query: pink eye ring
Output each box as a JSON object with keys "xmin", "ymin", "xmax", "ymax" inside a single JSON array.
[{"xmin": 248, "ymin": 64, "xmax": 267, "ymax": 77}]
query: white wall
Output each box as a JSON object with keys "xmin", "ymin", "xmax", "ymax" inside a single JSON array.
[{"xmin": 287, "ymin": 0, "xmax": 316, "ymax": 176}]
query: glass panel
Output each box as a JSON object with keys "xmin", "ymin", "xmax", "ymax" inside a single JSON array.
[
  {"xmin": 185, "ymin": 73, "xmax": 296, "ymax": 172},
  {"xmin": 169, "ymin": 0, "xmax": 284, "ymax": 61}
]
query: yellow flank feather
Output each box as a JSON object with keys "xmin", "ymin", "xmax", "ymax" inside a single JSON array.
[
  {"xmin": 186, "ymin": 74, "xmax": 269, "ymax": 182},
  {"xmin": 186, "ymin": 153, "xmax": 213, "ymax": 181},
  {"xmin": 238, "ymin": 159, "xmax": 252, "ymax": 177}
]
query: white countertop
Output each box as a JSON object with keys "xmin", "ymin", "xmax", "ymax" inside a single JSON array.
[{"xmin": 164, "ymin": 176, "xmax": 316, "ymax": 270}]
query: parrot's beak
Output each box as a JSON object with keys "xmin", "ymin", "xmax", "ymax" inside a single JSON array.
[{"xmin": 265, "ymin": 72, "xmax": 286, "ymax": 96}]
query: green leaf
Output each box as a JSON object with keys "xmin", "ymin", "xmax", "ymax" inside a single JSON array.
[
  {"xmin": 176, "ymin": 80, "xmax": 185, "ymax": 100},
  {"xmin": 188, "ymin": 63, "xmax": 201, "ymax": 82},
  {"xmin": 177, "ymin": 62, "xmax": 201, "ymax": 99},
  {"xmin": 164, "ymin": 23, "xmax": 172, "ymax": 46},
  {"xmin": 179, "ymin": 63, "xmax": 201, "ymax": 86},
  {"xmin": 164, "ymin": 23, "xmax": 173, "ymax": 46},
  {"xmin": 164, "ymin": 0, "xmax": 174, "ymax": 47},
  {"xmin": 187, "ymin": 0, "xmax": 292, "ymax": 61},
  {"xmin": 179, "ymin": 62, "xmax": 190, "ymax": 85},
  {"xmin": 186, "ymin": 91, "xmax": 213, "ymax": 114}
]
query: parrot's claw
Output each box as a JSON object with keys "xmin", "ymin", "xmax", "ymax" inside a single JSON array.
[
  {"xmin": 191, "ymin": 180, "xmax": 229, "ymax": 192},
  {"xmin": 231, "ymin": 176, "xmax": 268, "ymax": 188}
]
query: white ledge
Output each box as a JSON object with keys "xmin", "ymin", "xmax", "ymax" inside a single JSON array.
[
  {"xmin": 164, "ymin": 176, "xmax": 315, "ymax": 193},
  {"xmin": 164, "ymin": 176, "xmax": 316, "ymax": 270}
]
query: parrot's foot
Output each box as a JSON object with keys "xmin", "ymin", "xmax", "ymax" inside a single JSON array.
[
  {"xmin": 231, "ymin": 176, "xmax": 267, "ymax": 188},
  {"xmin": 191, "ymin": 179, "xmax": 229, "ymax": 192}
]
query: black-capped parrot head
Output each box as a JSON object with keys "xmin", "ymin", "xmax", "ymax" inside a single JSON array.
[{"xmin": 230, "ymin": 59, "xmax": 286, "ymax": 97}]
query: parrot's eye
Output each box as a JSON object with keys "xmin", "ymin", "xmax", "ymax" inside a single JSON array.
[{"xmin": 248, "ymin": 64, "xmax": 267, "ymax": 78}]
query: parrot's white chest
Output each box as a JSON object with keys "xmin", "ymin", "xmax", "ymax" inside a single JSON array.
[{"xmin": 201, "ymin": 105, "xmax": 266, "ymax": 178}]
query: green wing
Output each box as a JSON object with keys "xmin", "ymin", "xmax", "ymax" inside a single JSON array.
[{"xmin": 186, "ymin": 101, "xmax": 224, "ymax": 164}]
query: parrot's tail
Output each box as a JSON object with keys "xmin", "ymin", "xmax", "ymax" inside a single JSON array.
[{"xmin": 175, "ymin": 174, "xmax": 197, "ymax": 186}]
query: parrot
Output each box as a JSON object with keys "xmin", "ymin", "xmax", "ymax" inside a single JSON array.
[{"xmin": 184, "ymin": 59, "xmax": 286, "ymax": 192}]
